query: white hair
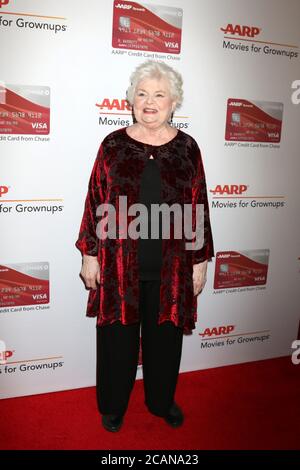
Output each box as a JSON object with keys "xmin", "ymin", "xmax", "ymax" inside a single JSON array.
[{"xmin": 126, "ymin": 60, "xmax": 183, "ymax": 109}]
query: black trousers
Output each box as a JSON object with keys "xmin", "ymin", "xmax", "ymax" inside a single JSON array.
[{"xmin": 96, "ymin": 280, "xmax": 184, "ymax": 417}]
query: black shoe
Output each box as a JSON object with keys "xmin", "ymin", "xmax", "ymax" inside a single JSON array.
[
  {"xmin": 163, "ymin": 403, "xmax": 184, "ymax": 428},
  {"xmin": 102, "ymin": 414, "xmax": 124, "ymax": 432}
]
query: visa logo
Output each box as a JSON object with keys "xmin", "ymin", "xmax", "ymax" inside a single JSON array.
[
  {"xmin": 32, "ymin": 294, "xmax": 48, "ymax": 300},
  {"xmin": 221, "ymin": 24, "xmax": 261, "ymax": 38},
  {"xmin": 199, "ymin": 325, "xmax": 235, "ymax": 337},
  {"xmin": 31, "ymin": 123, "xmax": 48, "ymax": 129},
  {"xmin": 165, "ymin": 42, "xmax": 179, "ymax": 48},
  {"xmin": 268, "ymin": 132, "xmax": 279, "ymax": 138}
]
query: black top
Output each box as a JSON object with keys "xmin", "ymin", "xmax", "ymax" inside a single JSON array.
[{"xmin": 137, "ymin": 157, "xmax": 163, "ymax": 280}]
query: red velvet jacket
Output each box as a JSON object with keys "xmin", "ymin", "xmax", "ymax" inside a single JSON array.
[{"xmin": 75, "ymin": 127, "xmax": 214, "ymax": 333}]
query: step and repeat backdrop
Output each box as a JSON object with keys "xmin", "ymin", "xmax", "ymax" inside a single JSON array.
[{"xmin": 0, "ymin": 0, "xmax": 299, "ymax": 399}]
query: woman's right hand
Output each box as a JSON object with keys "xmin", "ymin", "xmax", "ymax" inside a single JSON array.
[{"xmin": 80, "ymin": 255, "xmax": 100, "ymax": 289}]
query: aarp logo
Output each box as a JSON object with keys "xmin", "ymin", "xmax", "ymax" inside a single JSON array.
[
  {"xmin": 221, "ymin": 24, "xmax": 261, "ymax": 38},
  {"xmin": 210, "ymin": 184, "xmax": 248, "ymax": 196},
  {"xmin": 0, "ymin": 1, "xmax": 10, "ymax": 8},
  {"xmin": 0, "ymin": 185, "xmax": 9, "ymax": 197},
  {"xmin": 0, "ymin": 340, "xmax": 15, "ymax": 365},
  {"xmin": 96, "ymin": 98, "xmax": 132, "ymax": 112},
  {"xmin": 199, "ymin": 325, "xmax": 235, "ymax": 337},
  {"xmin": 115, "ymin": 3, "xmax": 132, "ymax": 10}
]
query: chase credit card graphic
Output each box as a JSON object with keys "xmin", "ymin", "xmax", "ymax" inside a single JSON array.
[
  {"xmin": 225, "ymin": 99, "xmax": 283, "ymax": 143},
  {"xmin": 214, "ymin": 250, "xmax": 270, "ymax": 289},
  {"xmin": 0, "ymin": 84, "xmax": 50, "ymax": 135},
  {"xmin": 0, "ymin": 262, "xmax": 50, "ymax": 308},
  {"xmin": 112, "ymin": 1, "xmax": 183, "ymax": 54}
]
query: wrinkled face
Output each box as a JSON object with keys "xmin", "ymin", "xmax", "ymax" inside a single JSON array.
[{"xmin": 133, "ymin": 76, "xmax": 177, "ymax": 129}]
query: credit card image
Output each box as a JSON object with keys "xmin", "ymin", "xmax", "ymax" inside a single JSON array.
[
  {"xmin": 225, "ymin": 98, "xmax": 283, "ymax": 142},
  {"xmin": 0, "ymin": 84, "xmax": 50, "ymax": 135},
  {"xmin": 214, "ymin": 250, "xmax": 270, "ymax": 289},
  {"xmin": 0, "ymin": 262, "xmax": 50, "ymax": 308},
  {"xmin": 112, "ymin": 1, "xmax": 183, "ymax": 54}
]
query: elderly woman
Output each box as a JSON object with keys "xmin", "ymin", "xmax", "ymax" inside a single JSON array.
[{"xmin": 75, "ymin": 60, "xmax": 214, "ymax": 433}]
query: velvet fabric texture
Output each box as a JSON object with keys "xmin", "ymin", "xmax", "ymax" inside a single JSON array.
[{"xmin": 75, "ymin": 127, "xmax": 214, "ymax": 333}]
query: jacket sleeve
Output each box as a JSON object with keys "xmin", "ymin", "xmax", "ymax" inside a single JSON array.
[
  {"xmin": 75, "ymin": 143, "xmax": 107, "ymax": 256},
  {"xmin": 190, "ymin": 140, "xmax": 214, "ymax": 264}
]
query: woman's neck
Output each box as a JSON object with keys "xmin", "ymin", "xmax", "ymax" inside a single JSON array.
[{"xmin": 129, "ymin": 123, "xmax": 177, "ymax": 145}]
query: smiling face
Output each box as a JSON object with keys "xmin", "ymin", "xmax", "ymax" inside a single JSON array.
[{"xmin": 132, "ymin": 76, "xmax": 177, "ymax": 129}]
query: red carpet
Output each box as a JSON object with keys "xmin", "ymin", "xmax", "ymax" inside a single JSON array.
[{"xmin": 1, "ymin": 357, "xmax": 299, "ymax": 450}]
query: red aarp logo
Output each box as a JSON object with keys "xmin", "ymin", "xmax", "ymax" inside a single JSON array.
[
  {"xmin": 0, "ymin": 348, "xmax": 14, "ymax": 365},
  {"xmin": 96, "ymin": 98, "xmax": 132, "ymax": 112},
  {"xmin": 0, "ymin": 0, "xmax": 10, "ymax": 8},
  {"xmin": 0, "ymin": 185, "xmax": 9, "ymax": 197},
  {"xmin": 221, "ymin": 24, "xmax": 261, "ymax": 38},
  {"xmin": 0, "ymin": 350, "xmax": 14, "ymax": 360},
  {"xmin": 210, "ymin": 184, "xmax": 248, "ymax": 195},
  {"xmin": 199, "ymin": 325, "xmax": 235, "ymax": 337}
]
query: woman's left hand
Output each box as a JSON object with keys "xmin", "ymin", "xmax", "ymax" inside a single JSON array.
[{"xmin": 193, "ymin": 260, "xmax": 208, "ymax": 296}]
